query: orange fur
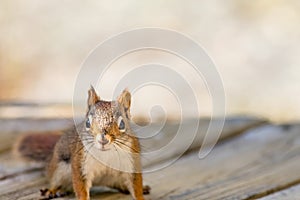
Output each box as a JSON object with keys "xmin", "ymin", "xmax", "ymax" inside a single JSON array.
[{"xmin": 14, "ymin": 87, "xmax": 150, "ymax": 200}]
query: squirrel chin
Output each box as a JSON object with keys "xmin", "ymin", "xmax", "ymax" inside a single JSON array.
[
  {"xmin": 99, "ymin": 146, "xmax": 111, "ymax": 151},
  {"xmin": 93, "ymin": 142, "xmax": 111, "ymax": 151}
]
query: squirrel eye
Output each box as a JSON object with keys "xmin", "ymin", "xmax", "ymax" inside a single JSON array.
[
  {"xmin": 117, "ymin": 116, "xmax": 125, "ymax": 132},
  {"xmin": 86, "ymin": 117, "xmax": 91, "ymax": 129}
]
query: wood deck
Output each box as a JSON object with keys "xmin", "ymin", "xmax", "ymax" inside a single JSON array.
[{"xmin": 0, "ymin": 111, "xmax": 300, "ymax": 199}]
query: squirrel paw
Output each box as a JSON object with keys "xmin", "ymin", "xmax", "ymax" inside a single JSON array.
[
  {"xmin": 117, "ymin": 185, "xmax": 151, "ymax": 195},
  {"xmin": 143, "ymin": 185, "xmax": 151, "ymax": 195},
  {"xmin": 40, "ymin": 188, "xmax": 70, "ymax": 199}
]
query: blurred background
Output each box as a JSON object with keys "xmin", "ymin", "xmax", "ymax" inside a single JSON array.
[{"xmin": 0, "ymin": 0, "xmax": 299, "ymax": 122}]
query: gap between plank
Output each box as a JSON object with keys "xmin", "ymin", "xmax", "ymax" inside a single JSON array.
[{"xmin": 243, "ymin": 180, "xmax": 300, "ymax": 200}]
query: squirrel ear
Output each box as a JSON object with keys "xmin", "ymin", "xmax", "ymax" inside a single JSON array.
[
  {"xmin": 118, "ymin": 88, "xmax": 131, "ymax": 112},
  {"xmin": 88, "ymin": 85, "xmax": 100, "ymax": 108}
]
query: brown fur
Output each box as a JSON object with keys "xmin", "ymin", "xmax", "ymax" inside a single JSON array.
[{"xmin": 14, "ymin": 87, "xmax": 150, "ymax": 200}]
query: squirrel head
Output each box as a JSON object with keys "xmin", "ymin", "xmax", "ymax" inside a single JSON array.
[{"xmin": 85, "ymin": 86, "xmax": 132, "ymax": 151}]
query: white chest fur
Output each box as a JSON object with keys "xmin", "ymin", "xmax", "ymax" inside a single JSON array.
[{"xmin": 82, "ymin": 145, "xmax": 137, "ymax": 188}]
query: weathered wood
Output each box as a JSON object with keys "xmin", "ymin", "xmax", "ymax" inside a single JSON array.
[
  {"xmin": 0, "ymin": 116, "xmax": 265, "ymax": 178},
  {"xmin": 140, "ymin": 116, "xmax": 267, "ymax": 167},
  {"xmin": 0, "ymin": 116, "xmax": 266, "ymax": 154},
  {"xmin": 140, "ymin": 124, "xmax": 300, "ymax": 200},
  {"xmin": 2, "ymin": 123, "xmax": 300, "ymax": 199},
  {"xmin": 0, "ymin": 118, "xmax": 73, "ymax": 153},
  {"xmin": 0, "ymin": 116, "xmax": 267, "ymax": 199},
  {"xmin": 0, "ymin": 116, "xmax": 266, "ymax": 174},
  {"xmin": 258, "ymin": 184, "xmax": 300, "ymax": 200}
]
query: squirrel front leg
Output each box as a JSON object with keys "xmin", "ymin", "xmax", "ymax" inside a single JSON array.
[
  {"xmin": 72, "ymin": 154, "xmax": 90, "ymax": 200},
  {"xmin": 128, "ymin": 173, "xmax": 146, "ymax": 200}
]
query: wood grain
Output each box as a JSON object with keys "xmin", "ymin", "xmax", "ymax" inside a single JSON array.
[
  {"xmin": 142, "ymin": 124, "xmax": 300, "ymax": 200},
  {"xmin": 0, "ymin": 116, "xmax": 267, "ymax": 199},
  {"xmin": 258, "ymin": 184, "xmax": 300, "ymax": 200},
  {"xmin": 0, "ymin": 116, "xmax": 266, "ymax": 154},
  {"xmin": 3, "ymin": 118, "xmax": 300, "ymax": 199}
]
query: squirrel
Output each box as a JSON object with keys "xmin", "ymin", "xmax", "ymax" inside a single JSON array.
[{"xmin": 14, "ymin": 86, "xmax": 150, "ymax": 200}]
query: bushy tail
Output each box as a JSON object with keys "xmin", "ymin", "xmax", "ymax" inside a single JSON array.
[{"xmin": 14, "ymin": 132, "xmax": 62, "ymax": 162}]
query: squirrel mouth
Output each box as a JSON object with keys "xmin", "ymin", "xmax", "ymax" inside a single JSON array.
[
  {"xmin": 98, "ymin": 141, "xmax": 110, "ymax": 151},
  {"xmin": 99, "ymin": 140, "xmax": 108, "ymax": 145}
]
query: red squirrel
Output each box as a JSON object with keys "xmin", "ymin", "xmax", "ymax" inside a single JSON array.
[{"xmin": 14, "ymin": 86, "xmax": 150, "ymax": 200}]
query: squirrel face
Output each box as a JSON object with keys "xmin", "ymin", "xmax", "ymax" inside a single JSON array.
[{"xmin": 85, "ymin": 86, "xmax": 131, "ymax": 151}]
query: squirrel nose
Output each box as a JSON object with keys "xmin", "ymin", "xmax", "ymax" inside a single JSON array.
[{"xmin": 98, "ymin": 133, "xmax": 108, "ymax": 145}]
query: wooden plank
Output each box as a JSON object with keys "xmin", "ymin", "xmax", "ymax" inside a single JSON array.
[
  {"xmin": 0, "ymin": 118, "xmax": 73, "ymax": 153},
  {"xmin": 140, "ymin": 116, "xmax": 267, "ymax": 166},
  {"xmin": 0, "ymin": 116, "xmax": 266, "ymax": 154},
  {"xmin": 258, "ymin": 184, "xmax": 300, "ymax": 200},
  {"xmin": 140, "ymin": 123, "xmax": 300, "ymax": 200},
  {"xmin": 0, "ymin": 116, "xmax": 266, "ymax": 199},
  {"xmin": 2, "ymin": 123, "xmax": 299, "ymax": 199},
  {"xmin": 0, "ymin": 116, "xmax": 266, "ymax": 175}
]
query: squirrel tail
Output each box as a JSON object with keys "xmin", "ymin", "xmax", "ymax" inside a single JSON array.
[{"xmin": 14, "ymin": 132, "xmax": 62, "ymax": 163}]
